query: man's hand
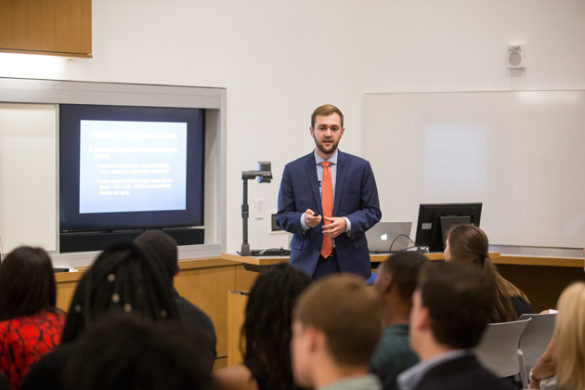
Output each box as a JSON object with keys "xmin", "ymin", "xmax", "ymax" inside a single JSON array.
[
  {"xmin": 322, "ymin": 216, "xmax": 347, "ymax": 238},
  {"xmin": 304, "ymin": 209, "xmax": 322, "ymax": 228}
]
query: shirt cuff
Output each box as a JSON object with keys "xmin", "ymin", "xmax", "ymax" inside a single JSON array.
[
  {"xmin": 344, "ymin": 217, "xmax": 351, "ymax": 232},
  {"xmin": 300, "ymin": 213, "xmax": 309, "ymax": 232}
]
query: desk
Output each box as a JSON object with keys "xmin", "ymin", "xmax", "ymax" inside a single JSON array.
[{"xmin": 222, "ymin": 251, "xmax": 496, "ymax": 270}]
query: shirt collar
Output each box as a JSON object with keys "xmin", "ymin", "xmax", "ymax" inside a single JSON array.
[
  {"xmin": 397, "ymin": 350, "xmax": 468, "ymax": 390},
  {"xmin": 314, "ymin": 149, "xmax": 338, "ymax": 166}
]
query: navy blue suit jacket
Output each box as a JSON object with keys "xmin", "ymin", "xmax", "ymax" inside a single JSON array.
[
  {"xmin": 276, "ymin": 151, "xmax": 381, "ymax": 278},
  {"xmin": 413, "ymin": 354, "xmax": 517, "ymax": 390}
]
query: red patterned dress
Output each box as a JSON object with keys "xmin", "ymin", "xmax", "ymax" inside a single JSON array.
[{"xmin": 0, "ymin": 310, "xmax": 65, "ymax": 390}]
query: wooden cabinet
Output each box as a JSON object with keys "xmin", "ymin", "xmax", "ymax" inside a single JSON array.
[{"xmin": 0, "ymin": 0, "xmax": 91, "ymax": 57}]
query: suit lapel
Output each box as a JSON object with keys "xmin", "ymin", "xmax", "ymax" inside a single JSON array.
[
  {"xmin": 333, "ymin": 151, "xmax": 347, "ymax": 215},
  {"xmin": 305, "ymin": 153, "xmax": 322, "ymax": 215}
]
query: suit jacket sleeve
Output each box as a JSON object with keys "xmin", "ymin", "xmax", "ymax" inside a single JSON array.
[
  {"xmin": 276, "ymin": 164, "xmax": 305, "ymax": 236},
  {"xmin": 345, "ymin": 161, "xmax": 381, "ymax": 233}
]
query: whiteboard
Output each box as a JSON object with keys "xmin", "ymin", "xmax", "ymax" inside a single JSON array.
[{"xmin": 363, "ymin": 91, "xmax": 585, "ymax": 249}]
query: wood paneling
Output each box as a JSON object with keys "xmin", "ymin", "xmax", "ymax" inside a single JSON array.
[
  {"xmin": 174, "ymin": 260, "xmax": 235, "ymax": 358},
  {"xmin": 0, "ymin": 0, "xmax": 92, "ymax": 57},
  {"xmin": 227, "ymin": 291, "xmax": 248, "ymax": 366},
  {"xmin": 497, "ymin": 264, "xmax": 585, "ymax": 313}
]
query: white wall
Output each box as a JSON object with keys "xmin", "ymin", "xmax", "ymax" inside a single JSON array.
[{"xmin": 0, "ymin": 0, "xmax": 584, "ymax": 253}]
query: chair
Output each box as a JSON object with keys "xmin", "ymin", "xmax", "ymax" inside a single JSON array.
[
  {"xmin": 473, "ymin": 318, "xmax": 531, "ymax": 378},
  {"xmin": 517, "ymin": 313, "xmax": 557, "ymax": 388}
]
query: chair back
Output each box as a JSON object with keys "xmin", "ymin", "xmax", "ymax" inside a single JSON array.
[
  {"xmin": 518, "ymin": 313, "xmax": 556, "ymax": 388},
  {"xmin": 473, "ymin": 317, "xmax": 531, "ymax": 377}
]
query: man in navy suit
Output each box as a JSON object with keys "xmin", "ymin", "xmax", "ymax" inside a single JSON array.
[{"xmin": 276, "ymin": 104, "xmax": 381, "ymax": 280}]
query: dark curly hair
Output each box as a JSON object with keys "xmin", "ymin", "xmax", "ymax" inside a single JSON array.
[{"xmin": 242, "ymin": 263, "xmax": 311, "ymax": 390}]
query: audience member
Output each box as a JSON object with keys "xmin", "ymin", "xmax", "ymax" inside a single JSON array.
[
  {"xmin": 0, "ymin": 246, "xmax": 65, "ymax": 389},
  {"xmin": 63, "ymin": 312, "xmax": 214, "ymax": 390},
  {"xmin": 215, "ymin": 263, "xmax": 312, "ymax": 390},
  {"xmin": 291, "ymin": 274, "xmax": 383, "ymax": 390},
  {"xmin": 134, "ymin": 229, "xmax": 217, "ymax": 357},
  {"xmin": 444, "ymin": 224, "xmax": 533, "ymax": 321},
  {"xmin": 20, "ymin": 240, "xmax": 189, "ymax": 390},
  {"xmin": 371, "ymin": 252, "xmax": 427, "ymax": 390},
  {"xmin": 529, "ymin": 248, "xmax": 585, "ymax": 388},
  {"xmin": 397, "ymin": 262, "xmax": 516, "ymax": 390},
  {"xmin": 552, "ymin": 281, "xmax": 585, "ymax": 390}
]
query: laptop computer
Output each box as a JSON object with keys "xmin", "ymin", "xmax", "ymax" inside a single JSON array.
[{"xmin": 366, "ymin": 222, "xmax": 413, "ymax": 253}]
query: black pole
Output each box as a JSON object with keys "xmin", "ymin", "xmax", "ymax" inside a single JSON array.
[{"xmin": 240, "ymin": 178, "xmax": 250, "ymax": 256}]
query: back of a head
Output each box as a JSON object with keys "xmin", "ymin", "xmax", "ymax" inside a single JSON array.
[
  {"xmin": 294, "ymin": 274, "xmax": 383, "ymax": 367},
  {"xmin": 419, "ymin": 262, "xmax": 495, "ymax": 349},
  {"xmin": 64, "ymin": 312, "xmax": 214, "ymax": 390},
  {"xmin": 134, "ymin": 229, "xmax": 178, "ymax": 280},
  {"xmin": 61, "ymin": 241, "xmax": 179, "ymax": 343},
  {"xmin": 0, "ymin": 246, "xmax": 56, "ymax": 321},
  {"xmin": 447, "ymin": 224, "xmax": 517, "ymax": 322},
  {"xmin": 243, "ymin": 263, "xmax": 312, "ymax": 389},
  {"xmin": 555, "ymin": 282, "xmax": 585, "ymax": 390},
  {"xmin": 382, "ymin": 252, "xmax": 429, "ymax": 305},
  {"xmin": 447, "ymin": 224, "xmax": 489, "ymax": 267}
]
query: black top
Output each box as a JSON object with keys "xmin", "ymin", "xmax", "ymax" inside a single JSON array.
[
  {"xmin": 0, "ymin": 372, "xmax": 9, "ymax": 390},
  {"xmin": 20, "ymin": 343, "xmax": 72, "ymax": 390},
  {"xmin": 173, "ymin": 290, "xmax": 217, "ymax": 359},
  {"xmin": 414, "ymin": 354, "xmax": 517, "ymax": 390},
  {"xmin": 511, "ymin": 296, "xmax": 534, "ymax": 318}
]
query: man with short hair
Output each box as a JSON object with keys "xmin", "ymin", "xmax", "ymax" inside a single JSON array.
[
  {"xmin": 291, "ymin": 274, "xmax": 383, "ymax": 390},
  {"xmin": 277, "ymin": 104, "xmax": 381, "ymax": 280},
  {"xmin": 134, "ymin": 229, "xmax": 216, "ymax": 358},
  {"xmin": 398, "ymin": 262, "xmax": 516, "ymax": 390},
  {"xmin": 371, "ymin": 252, "xmax": 428, "ymax": 390}
]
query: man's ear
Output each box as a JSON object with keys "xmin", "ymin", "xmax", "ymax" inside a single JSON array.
[
  {"xmin": 379, "ymin": 270, "xmax": 392, "ymax": 294},
  {"xmin": 416, "ymin": 306, "xmax": 432, "ymax": 332},
  {"xmin": 306, "ymin": 325, "xmax": 322, "ymax": 354},
  {"xmin": 309, "ymin": 126, "xmax": 315, "ymax": 138}
]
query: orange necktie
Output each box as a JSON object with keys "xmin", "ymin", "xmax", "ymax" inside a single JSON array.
[{"xmin": 321, "ymin": 161, "xmax": 333, "ymax": 258}]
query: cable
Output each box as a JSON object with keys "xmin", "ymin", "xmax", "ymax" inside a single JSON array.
[{"xmin": 388, "ymin": 234, "xmax": 429, "ymax": 254}]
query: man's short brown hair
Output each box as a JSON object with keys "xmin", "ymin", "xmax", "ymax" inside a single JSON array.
[
  {"xmin": 294, "ymin": 274, "xmax": 382, "ymax": 366},
  {"xmin": 311, "ymin": 104, "xmax": 344, "ymax": 128},
  {"xmin": 419, "ymin": 262, "xmax": 495, "ymax": 349}
]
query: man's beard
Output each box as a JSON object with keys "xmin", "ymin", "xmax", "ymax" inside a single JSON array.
[{"xmin": 314, "ymin": 136, "xmax": 339, "ymax": 155}]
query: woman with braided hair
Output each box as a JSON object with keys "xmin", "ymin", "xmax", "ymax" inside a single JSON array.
[{"xmin": 21, "ymin": 240, "xmax": 209, "ymax": 390}]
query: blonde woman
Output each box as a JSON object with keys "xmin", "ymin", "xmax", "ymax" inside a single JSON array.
[{"xmin": 554, "ymin": 282, "xmax": 585, "ymax": 390}]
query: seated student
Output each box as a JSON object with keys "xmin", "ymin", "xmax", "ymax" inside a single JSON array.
[
  {"xmin": 548, "ymin": 281, "xmax": 585, "ymax": 390},
  {"xmin": 0, "ymin": 246, "xmax": 65, "ymax": 390},
  {"xmin": 397, "ymin": 262, "xmax": 516, "ymax": 390},
  {"xmin": 291, "ymin": 274, "xmax": 384, "ymax": 390},
  {"xmin": 529, "ymin": 247, "xmax": 585, "ymax": 389},
  {"xmin": 20, "ymin": 241, "xmax": 206, "ymax": 390},
  {"xmin": 371, "ymin": 252, "xmax": 428, "ymax": 390},
  {"xmin": 214, "ymin": 263, "xmax": 312, "ymax": 390},
  {"xmin": 63, "ymin": 312, "xmax": 214, "ymax": 390},
  {"xmin": 444, "ymin": 224, "xmax": 533, "ymax": 321},
  {"xmin": 134, "ymin": 229, "xmax": 217, "ymax": 357}
]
